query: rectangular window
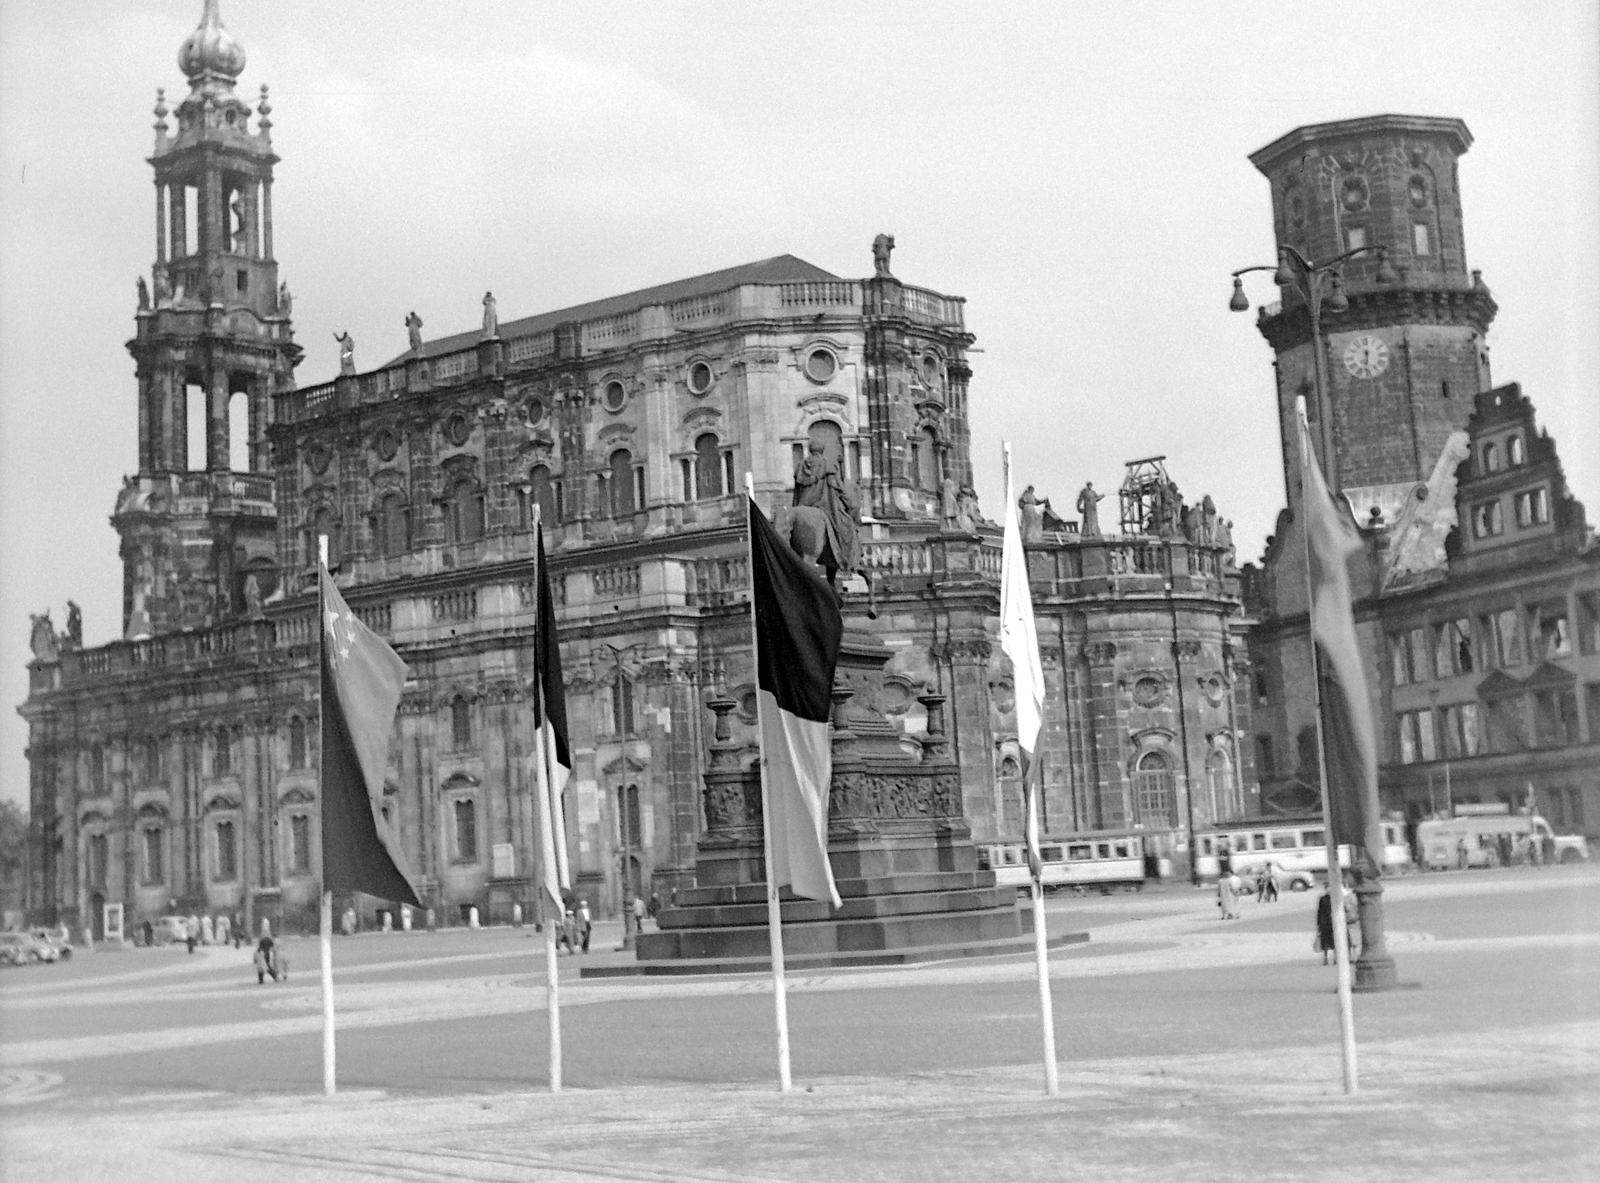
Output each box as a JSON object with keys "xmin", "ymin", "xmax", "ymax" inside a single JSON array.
[
  {"xmin": 1571, "ymin": 789, "xmax": 1586, "ymax": 831},
  {"xmin": 1412, "ymin": 223, "xmax": 1431, "ymax": 255},
  {"xmin": 1346, "ymin": 226, "xmax": 1368, "ymax": 251},
  {"xmin": 215, "ymin": 819, "xmax": 237, "ymax": 880},
  {"xmin": 143, "ymin": 827, "xmax": 164, "ymax": 885},
  {"xmin": 1256, "ymin": 734, "xmax": 1275, "ymax": 776},
  {"xmin": 1407, "ymin": 627, "xmax": 1432, "ymax": 682},
  {"xmin": 1270, "ymin": 832, "xmax": 1298, "ymax": 850},
  {"xmin": 1530, "ymin": 604, "xmax": 1572, "ymax": 660},
  {"xmin": 1514, "ymin": 489, "xmax": 1550, "ymax": 528},
  {"xmin": 1482, "ymin": 696, "xmax": 1529, "ymax": 754},
  {"xmin": 1577, "ymin": 593, "xmax": 1600, "ymax": 656},
  {"xmin": 1397, "ymin": 710, "xmax": 1437, "ymax": 764},
  {"xmin": 1587, "ymin": 684, "xmax": 1600, "ymax": 746},
  {"xmin": 1473, "ymin": 501, "xmax": 1504, "ymax": 538},
  {"xmin": 290, "ymin": 814, "xmax": 311, "ymax": 874},
  {"xmin": 1440, "ymin": 703, "xmax": 1481, "ymax": 759},
  {"xmin": 679, "ymin": 459, "xmax": 693, "ymax": 502},
  {"xmin": 1494, "ymin": 608, "xmax": 1523, "ymax": 667},
  {"xmin": 723, "ymin": 450, "xmax": 736, "ymax": 495},
  {"xmin": 454, "ymin": 798, "xmax": 477, "ymax": 863},
  {"xmin": 1435, "ymin": 618, "xmax": 1474, "ymax": 676},
  {"xmin": 1534, "ymin": 689, "xmax": 1579, "ymax": 747},
  {"xmin": 88, "ymin": 833, "xmax": 108, "ymax": 889},
  {"xmin": 1390, "ymin": 634, "xmax": 1412, "ymax": 685},
  {"xmin": 633, "ymin": 466, "xmax": 646, "ymax": 510}
]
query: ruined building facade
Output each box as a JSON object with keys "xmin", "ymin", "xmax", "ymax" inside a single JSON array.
[
  {"xmin": 1241, "ymin": 115, "xmax": 1600, "ymax": 839},
  {"xmin": 20, "ymin": 3, "xmax": 1256, "ymax": 934}
]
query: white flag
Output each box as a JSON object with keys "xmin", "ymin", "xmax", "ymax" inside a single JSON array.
[{"xmin": 1000, "ymin": 448, "xmax": 1045, "ymax": 756}]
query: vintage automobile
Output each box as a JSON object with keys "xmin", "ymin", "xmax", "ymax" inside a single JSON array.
[
  {"xmin": 28, "ymin": 928, "xmax": 73, "ymax": 960},
  {"xmin": 0, "ymin": 931, "xmax": 56, "ymax": 965}
]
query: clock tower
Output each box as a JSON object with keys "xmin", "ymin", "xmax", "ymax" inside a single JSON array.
[{"xmin": 1251, "ymin": 115, "xmax": 1497, "ymax": 526}]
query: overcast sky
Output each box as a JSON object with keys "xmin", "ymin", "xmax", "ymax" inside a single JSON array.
[{"xmin": 1, "ymin": 1, "xmax": 1596, "ymax": 807}]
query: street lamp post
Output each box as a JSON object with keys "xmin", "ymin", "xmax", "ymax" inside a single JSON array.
[
  {"xmin": 1229, "ymin": 244, "xmax": 1404, "ymax": 993},
  {"xmin": 604, "ymin": 642, "xmax": 646, "ymax": 950},
  {"xmin": 1229, "ymin": 244, "xmax": 1397, "ymax": 493}
]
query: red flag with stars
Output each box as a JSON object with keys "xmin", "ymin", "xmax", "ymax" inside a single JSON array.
[{"xmin": 320, "ymin": 564, "xmax": 421, "ymax": 906}]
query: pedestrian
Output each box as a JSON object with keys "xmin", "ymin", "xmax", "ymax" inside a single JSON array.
[
  {"xmin": 578, "ymin": 899, "xmax": 592, "ymax": 953},
  {"xmin": 1315, "ymin": 888, "xmax": 1335, "ymax": 965},
  {"xmin": 647, "ymin": 892, "xmax": 661, "ymax": 922},
  {"xmin": 1217, "ymin": 870, "xmax": 1241, "ymax": 920},
  {"xmin": 1262, "ymin": 859, "xmax": 1280, "ymax": 903},
  {"xmin": 215, "ymin": 913, "xmax": 230, "ymax": 946},
  {"xmin": 254, "ymin": 933, "xmax": 280, "ymax": 984},
  {"xmin": 200, "ymin": 914, "xmax": 214, "ymax": 945},
  {"xmin": 633, "ymin": 894, "xmax": 648, "ymax": 931},
  {"xmin": 1218, "ymin": 842, "xmax": 1233, "ymax": 877},
  {"xmin": 1342, "ymin": 879, "xmax": 1360, "ymax": 957},
  {"xmin": 232, "ymin": 912, "xmax": 244, "ymax": 948},
  {"xmin": 1456, "ymin": 837, "xmax": 1469, "ymax": 870},
  {"xmin": 185, "ymin": 913, "xmax": 199, "ymax": 954},
  {"xmin": 557, "ymin": 909, "xmax": 576, "ymax": 954}
]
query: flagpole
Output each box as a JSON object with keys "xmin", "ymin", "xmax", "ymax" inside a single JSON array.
[
  {"xmin": 317, "ymin": 534, "xmax": 336, "ymax": 1098},
  {"xmin": 529, "ymin": 505, "xmax": 563, "ymax": 1093},
  {"xmin": 746, "ymin": 472, "xmax": 793, "ymax": 1093},
  {"xmin": 1295, "ymin": 400, "xmax": 1359, "ymax": 1095},
  {"xmin": 1004, "ymin": 443, "xmax": 1059, "ymax": 1098}
]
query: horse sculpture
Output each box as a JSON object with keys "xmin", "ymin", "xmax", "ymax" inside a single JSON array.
[{"xmin": 783, "ymin": 504, "xmax": 876, "ymax": 618}]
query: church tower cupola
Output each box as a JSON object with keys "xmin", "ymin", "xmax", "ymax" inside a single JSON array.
[{"xmin": 117, "ymin": 0, "xmax": 297, "ymax": 639}]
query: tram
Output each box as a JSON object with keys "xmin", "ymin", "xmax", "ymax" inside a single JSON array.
[
  {"xmin": 1192, "ymin": 817, "xmax": 1411, "ymax": 883},
  {"xmin": 976, "ymin": 830, "xmax": 1151, "ymax": 893}
]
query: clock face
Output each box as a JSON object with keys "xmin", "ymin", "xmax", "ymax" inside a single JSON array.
[{"xmin": 1344, "ymin": 334, "xmax": 1390, "ymax": 379}]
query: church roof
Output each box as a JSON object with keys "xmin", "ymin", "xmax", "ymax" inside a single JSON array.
[{"xmin": 400, "ymin": 254, "xmax": 841, "ymax": 364}]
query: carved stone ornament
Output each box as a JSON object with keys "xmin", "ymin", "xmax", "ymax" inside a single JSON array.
[
  {"xmin": 205, "ymin": 792, "xmax": 241, "ymax": 813},
  {"xmin": 1131, "ymin": 675, "xmax": 1166, "ymax": 707},
  {"xmin": 373, "ymin": 428, "xmax": 400, "ymax": 461},
  {"xmin": 280, "ymin": 786, "xmax": 316, "ymax": 806},
  {"xmin": 1084, "ymin": 641, "xmax": 1119, "ymax": 664},
  {"xmin": 828, "ymin": 771, "xmax": 962, "ymax": 821}
]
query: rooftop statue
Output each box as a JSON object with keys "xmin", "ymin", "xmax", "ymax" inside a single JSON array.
[
  {"xmin": 872, "ymin": 233, "xmax": 895, "ymax": 280},
  {"xmin": 482, "ymin": 291, "xmax": 498, "ymax": 339},
  {"xmin": 334, "ymin": 331, "xmax": 355, "ymax": 375},
  {"xmin": 405, "ymin": 310, "xmax": 424, "ymax": 355},
  {"xmin": 1077, "ymin": 481, "xmax": 1104, "ymax": 537}
]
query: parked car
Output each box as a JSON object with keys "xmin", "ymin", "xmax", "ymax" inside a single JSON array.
[
  {"xmin": 148, "ymin": 916, "xmax": 189, "ymax": 945},
  {"xmin": 29, "ymin": 928, "xmax": 73, "ymax": 960}
]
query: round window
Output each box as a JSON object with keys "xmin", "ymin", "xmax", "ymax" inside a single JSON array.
[
  {"xmin": 526, "ymin": 397, "xmax": 546, "ymax": 427},
  {"xmin": 805, "ymin": 349, "xmax": 836, "ymax": 383},
  {"xmin": 1132, "ymin": 676, "xmax": 1165, "ymax": 707},
  {"xmin": 602, "ymin": 381, "xmax": 627, "ymax": 413},
  {"xmin": 306, "ymin": 443, "xmax": 331, "ymax": 475},
  {"xmin": 1340, "ymin": 177, "xmax": 1368, "ymax": 211},
  {"xmin": 921, "ymin": 355, "xmax": 941, "ymax": 386},
  {"xmin": 373, "ymin": 429, "xmax": 399, "ymax": 462},
  {"xmin": 445, "ymin": 414, "xmax": 471, "ymax": 447},
  {"xmin": 687, "ymin": 361, "xmax": 714, "ymax": 395}
]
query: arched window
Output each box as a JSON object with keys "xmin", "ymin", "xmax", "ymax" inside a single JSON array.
[
  {"xmin": 214, "ymin": 727, "xmax": 232, "ymax": 778},
  {"xmin": 1133, "ymin": 751, "xmax": 1174, "ymax": 826},
  {"xmin": 618, "ymin": 784, "xmax": 642, "ymax": 851},
  {"xmin": 916, "ymin": 426, "xmax": 941, "ymax": 492},
  {"xmin": 453, "ymin": 798, "xmax": 478, "ymax": 862},
  {"xmin": 288, "ymin": 716, "xmax": 307, "ymax": 769},
  {"xmin": 528, "ymin": 465, "xmax": 556, "ymax": 527},
  {"xmin": 228, "ymin": 391, "xmax": 249, "ymax": 472},
  {"xmin": 87, "ymin": 832, "xmax": 108, "ymax": 889},
  {"xmin": 694, "ymin": 433, "xmax": 723, "ymax": 500},
  {"xmin": 1206, "ymin": 750, "xmax": 1236, "ymax": 821},
  {"xmin": 451, "ymin": 696, "xmax": 472, "ymax": 749},
  {"xmin": 142, "ymin": 738, "xmax": 161, "ymax": 785},
  {"xmin": 309, "ymin": 506, "xmax": 341, "ymax": 566},
  {"xmin": 1482, "ymin": 442, "xmax": 1500, "ymax": 473},
  {"xmin": 376, "ymin": 493, "xmax": 409, "ymax": 557},
  {"xmin": 214, "ymin": 819, "xmax": 237, "ymax": 880},
  {"xmin": 609, "ymin": 449, "xmax": 636, "ymax": 517},
  {"xmin": 142, "ymin": 826, "xmax": 165, "ymax": 885},
  {"xmin": 1507, "ymin": 435, "xmax": 1526, "ymax": 466},
  {"xmin": 89, "ymin": 744, "xmax": 105, "ymax": 794},
  {"xmin": 998, "ymin": 755, "xmax": 1024, "ymax": 838},
  {"xmin": 445, "ymin": 480, "xmax": 484, "ymax": 544},
  {"xmin": 612, "ymin": 676, "xmax": 635, "ymax": 737}
]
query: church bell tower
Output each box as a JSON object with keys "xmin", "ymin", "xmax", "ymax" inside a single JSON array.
[
  {"xmin": 115, "ymin": 0, "xmax": 298, "ymax": 637},
  {"xmin": 1251, "ymin": 115, "xmax": 1497, "ymax": 525}
]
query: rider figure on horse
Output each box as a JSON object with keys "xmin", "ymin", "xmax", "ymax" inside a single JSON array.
[{"xmin": 791, "ymin": 439, "xmax": 861, "ymax": 589}]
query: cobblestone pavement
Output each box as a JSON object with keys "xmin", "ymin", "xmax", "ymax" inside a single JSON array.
[{"xmin": 3, "ymin": 866, "xmax": 1596, "ymax": 1181}]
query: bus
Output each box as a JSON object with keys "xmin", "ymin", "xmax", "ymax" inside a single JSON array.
[
  {"xmin": 1415, "ymin": 805, "xmax": 1589, "ymax": 870},
  {"xmin": 1192, "ymin": 817, "xmax": 1411, "ymax": 884},
  {"xmin": 976, "ymin": 831, "xmax": 1150, "ymax": 893}
]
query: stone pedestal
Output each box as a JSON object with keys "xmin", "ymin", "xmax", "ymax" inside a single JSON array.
[
  {"xmin": 1351, "ymin": 872, "xmax": 1403, "ymax": 992},
  {"xmin": 593, "ymin": 627, "xmax": 1085, "ymax": 976}
]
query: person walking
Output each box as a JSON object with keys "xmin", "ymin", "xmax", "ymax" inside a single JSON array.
[
  {"xmin": 1262, "ymin": 859, "xmax": 1280, "ymax": 903},
  {"xmin": 1315, "ymin": 888, "xmax": 1336, "ymax": 965},
  {"xmin": 577, "ymin": 900, "xmax": 592, "ymax": 953},
  {"xmin": 254, "ymin": 933, "xmax": 280, "ymax": 984},
  {"xmin": 632, "ymin": 893, "xmax": 648, "ymax": 932},
  {"xmin": 1217, "ymin": 870, "xmax": 1241, "ymax": 920}
]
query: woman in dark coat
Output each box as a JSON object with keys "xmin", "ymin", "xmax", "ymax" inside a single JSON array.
[{"xmin": 1315, "ymin": 889, "xmax": 1336, "ymax": 965}]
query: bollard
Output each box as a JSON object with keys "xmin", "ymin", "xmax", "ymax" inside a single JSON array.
[
  {"xmin": 382, "ymin": 910, "xmax": 393, "ymax": 933},
  {"xmin": 512, "ymin": 903, "xmax": 523, "ymax": 928},
  {"xmin": 401, "ymin": 904, "xmax": 412, "ymax": 932},
  {"xmin": 468, "ymin": 905, "xmax": 480, "ymax": 930}
]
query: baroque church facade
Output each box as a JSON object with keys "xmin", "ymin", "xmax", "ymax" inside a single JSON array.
[
  {"xmin": 20, "ymin": 3, "xmax": 1256, "ymax": 936},
  {"xmin": 1239, "ymin": 115, "xmax": 1600, "ymax": 841}
]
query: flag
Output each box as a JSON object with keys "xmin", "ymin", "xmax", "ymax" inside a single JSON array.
[
  {"xmin": 532, "ymin": 525, "xmax": 573, "ymax": 912},
  {"xmin": 749, "ymin": 497, "xmax": 844, "ymax": 908},
  {"xmin": 320, "ymin": 567, "xmax": 420, "ymax": 906},
  {"xmin": 1298, "ymin": 410, "xmax": 1385, "ymax": 874},
  {"xmin": 999, "ymin": 447, "xmax": 1047, "ymax": 880}
]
